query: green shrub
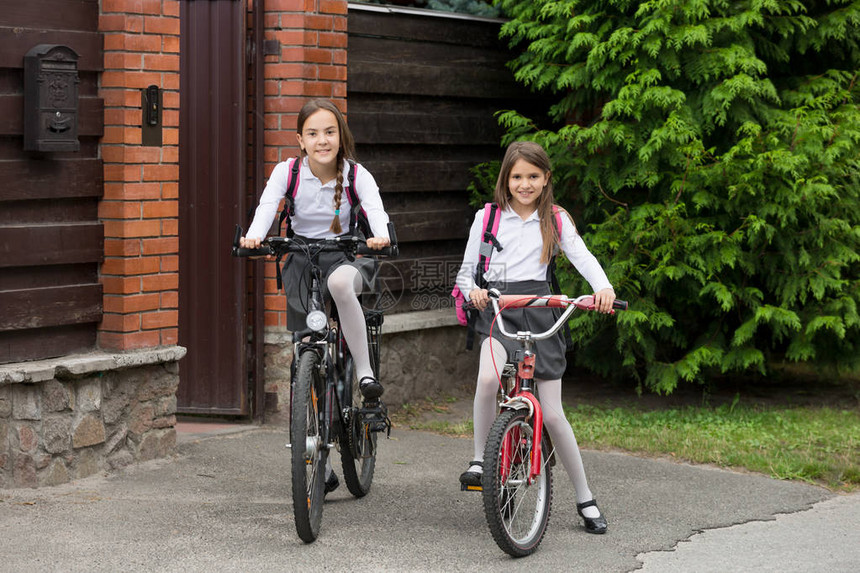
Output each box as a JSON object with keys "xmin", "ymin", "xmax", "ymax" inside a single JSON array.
[{"xmin": 492, "ymin": 0, "xmax": 860, "ymax": 393}]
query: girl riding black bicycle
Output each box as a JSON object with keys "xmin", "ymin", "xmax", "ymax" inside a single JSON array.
[{"xmin": 239, "ymin": 97, "xmax": 392, "ymax": 493}]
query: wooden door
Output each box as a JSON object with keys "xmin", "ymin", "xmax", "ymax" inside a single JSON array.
[{"xmin": 177, "ymin": 0, "xmax": 249, "ymax": 415}]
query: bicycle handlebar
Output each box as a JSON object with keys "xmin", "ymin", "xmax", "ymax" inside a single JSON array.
[
  {"xmin": 472, "ymin": 290, "xmax": 627, "ymax": 342},
  {"xmin": 231, "ymin": 222, "xmax": 400, "ymax": 258}
]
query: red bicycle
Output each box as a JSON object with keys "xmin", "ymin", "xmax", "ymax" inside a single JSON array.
[{"xmin": 468, "ymin": 289, "xmax": 626, "ymax": 557}]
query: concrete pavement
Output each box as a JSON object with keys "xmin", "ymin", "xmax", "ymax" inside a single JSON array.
[{"xmin": 0, "ymin": 423, "xmax": 855, "ymax": 572}]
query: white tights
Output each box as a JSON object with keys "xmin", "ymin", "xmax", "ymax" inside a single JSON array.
[
  {"xmin": 326, "ymin": 265, "xmax": 374, "ymax": 383},
  {"xmin": 470, "ymin": 337, "xmax": 599, "ymax": 517},
  {"xmin": 324, "ymin": 265, "xmax": 373, "ymax": 480}
]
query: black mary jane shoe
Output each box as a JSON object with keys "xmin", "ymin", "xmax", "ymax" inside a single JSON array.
[
  {"xmin": 576, "ymin": 499, "xmax": 608, "ymax": 534},
  {"xmin": 459, "ymin": 461, "xmax": 483, "ymax": 487},
  {"xmin": 359, "ymin": 376, "xmax": 384, "ymax": 400},
  {"xmin": 324, "ymin": 471, "xmax": 339, "ymax": 495}
]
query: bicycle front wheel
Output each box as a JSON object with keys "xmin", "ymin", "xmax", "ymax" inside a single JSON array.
[
  {"xmin": 482, "ymin": 408, "xmax": 553, "ymax": 557},
  {"xmin": 291, "ymin": 349, "xmax": 328, "ymax": 543}
]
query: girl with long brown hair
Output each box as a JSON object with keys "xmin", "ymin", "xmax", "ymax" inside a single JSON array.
[{"xmin": 455, "ymin": 141, "xmax": 616, "ymax": 534}]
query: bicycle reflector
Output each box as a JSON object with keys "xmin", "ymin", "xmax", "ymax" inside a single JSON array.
[{"xmin": 306, "ymin": 310, "xmax": 327, "ymax": 332}]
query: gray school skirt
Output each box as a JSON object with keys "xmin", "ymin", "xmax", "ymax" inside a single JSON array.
[
  {"xmin": 281, "ymin": 239, "xmax": 377, "ymax": 331},
  {"xmin": 473, "ymin": 280, "xmax": 566, "ymax": 380}
]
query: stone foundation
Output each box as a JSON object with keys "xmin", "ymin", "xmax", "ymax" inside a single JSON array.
[
  {"xmin": 0, "ymin": 347, "xmax": 185, "ymax": 488},
  {"xmin": 263, "ymin": 310, "xmax": 478, "ymax": 416}
]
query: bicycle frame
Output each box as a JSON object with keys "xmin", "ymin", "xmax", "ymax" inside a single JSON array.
[{"xmin": 489, "ymin": 292, "xmax": 618, "ymax": 484}]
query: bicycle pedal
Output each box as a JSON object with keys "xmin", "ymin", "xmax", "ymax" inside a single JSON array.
[{"xmin": 461, "ymin": 483, "xmax": 482, "ymax": 492}]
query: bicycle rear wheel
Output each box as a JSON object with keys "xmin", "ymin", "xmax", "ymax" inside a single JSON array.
[
  {"xmin": 482, "ymin": 409, "xmax": 553, "ymax": 557},
  {"xmin": 291, "ymin": 349, "xmax": 328, "ymax": 543},
  {"xmin": 339, "ymin": 367, "xmax": 377, "ymax": 497}
]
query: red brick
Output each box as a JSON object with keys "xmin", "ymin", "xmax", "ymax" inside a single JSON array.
[
  {"xmin": 161, "ymin": 182, "xmax": 179, "ymax": 199},
  {"xmin": 104, "ymin": 293, "xmax": 160, "ymax": 313},
  {"xmin": 104, "ymin": 164, "xmax": 143, "ymax": 183},
  {"xmin": 160, "ymin": 255, "xmax": 179, "ymax": 273},
  {"xmin": 318, "ymin": 65, "xmax": 346, "ymax": 82},
  {"xmin": 101, "ymin": 276, "xmax": 142, "ymax": 295},
  {"xmin": 143, "ymin": 54, "xmax": 180, "ymax": 72},
  {"xmin": 162, "ymin": 128, "xmax": 179, "ymax": 145},
  {"xmin": 303, "ymin": 48, "xmax": 335, "ymax": 65},
  {"xmin": 125, "ymin": 35, "xmax": 162, "ymax": 53},
  {"xmin": 105, "ymin": 239, "xmax": 142, "ymax": 257},
  {"xmin": 144, "ymin": 16, "xmax": 180, "ymax": 36},
  {"xmin": 104, "ymin": 219, "xmax": 161, "ymax": 238},
  {"xmin": 163, "ymin": 35, "xmax": 180, "ymax": 54},
  {"xmin": 142, "ymin": 201, "xmax": 178, "ymax": 218},
  {"xmin": 99, "ymin": 330, "xmax": 161, "ymax": 351},
  {"xmin": 99, "ymin": 201, "xmax": 142, "ymax": 219},
  {"xmin": 161, "ymin": 219, "xmax": 178, "ymax": 236},
  {"xmin": 162, "ymin": 109, "xmax": 179, "ymax": 128},
  {"xmin": 102, "ymin": 256, "xmax": 161, "ymax": 276},
  {"xmin": 103, "ymin": 182, "xmax": 161, "ymax": 201},
  {"xmin": 126, "ymin": 147, "xmax": 163, "ymax": 164},
  {"xmin": 160, "ymin": 291, "xmax": 179, "ymax": 309},
  {"xmin": 162, "ymin": 74, "xmax": 180, "ymax": 91},
  {"xmin": 142, "ymin": 164, "xmax": 178, "ymax": 182},
  {"xmin": 319, "ymin": 32, "xmax": 347, "ymax": 49},
  {"xmin": 142, "ymin": 274, "xmax": 179, "ymax": 292},
  {"xmin": 161, "ymin": 328, "xmax": 179, "ymax": 345},
  {"xmin": 320, "ymin": 0, "xmax": 348, "ymax": 15},
  {"xmin": 162, "ymin": 147, "xmax": 179, "ymax": 163},
  {"xmin": 141, "ymin": 310, "xmax": 178, "ymax": 330},
  {"xmin": 164, "ymin": 0, "xmax": 180, "ymax": 17},
  {"xmin": 142, "ymin": 237, "xmax": 178, "ymax": 255},
  {"xmin": 101, "ymin": 313, "xmax": 141, "ymax": 333}
]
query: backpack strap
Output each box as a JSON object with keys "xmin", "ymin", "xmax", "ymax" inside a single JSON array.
[
  {"xmin": 343, "ymin": 159, "xmax": 371, "ymax": 237},
  {"xmin": 274, "ymin": 157, "xmax": 301, "ymax": 290},
  {"xmin": 276, "ymin": 156, "xmax": 302, "ymax": 238},
  {"xmin": 465, "ymin": 203, "xmax": 503, "ymax": 350},
  {"xmin": 476, "ymin": 203, "xmax": 503, "ymax": 286}
]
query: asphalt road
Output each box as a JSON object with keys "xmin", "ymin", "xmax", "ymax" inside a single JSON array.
[{"xmin": 1, "ymin": 425, "xmax": 857, "ymax": 572}]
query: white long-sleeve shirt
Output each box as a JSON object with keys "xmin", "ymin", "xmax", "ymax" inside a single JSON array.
[
  {"xmin": 246, "ymin": 157, "xmax": 390, "ymax": 240},
  {"xmin": 455, "ymin": 206, "xmax": 613, "ymax": 299}
]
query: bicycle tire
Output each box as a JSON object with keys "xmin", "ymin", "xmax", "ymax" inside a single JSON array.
[
  {"xmin": 291, "ymin": 349, "xmax": 327, "ymax": 543},
  {"xmin": 481, "ymin": 408, "xmax": 553, "ymax": 557},
  {"xmin": 339, "ymin": 367, "xmax": 377, "ymax": 497}
]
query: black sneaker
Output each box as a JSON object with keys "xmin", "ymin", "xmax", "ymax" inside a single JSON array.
[
  {"xmin": 459, "ymin": 461, "xmax": 483, "ymax": 488},
  {"xmin": 359, "ymin": 376, "xmax": 384, "ymax": 400},
  {"xmin": 324, "ymin": 472, "xmax": 339, "ymax": 495}
]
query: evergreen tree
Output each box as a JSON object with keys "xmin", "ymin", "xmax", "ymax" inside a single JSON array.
[{"xmin": 492, "ymin": 0, "xmax": 860, "ymax": 392}]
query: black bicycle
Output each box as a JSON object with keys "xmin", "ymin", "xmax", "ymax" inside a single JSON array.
[{"xmin": 232, "ymin": 224, "xmax": 398, "ymax": 542}]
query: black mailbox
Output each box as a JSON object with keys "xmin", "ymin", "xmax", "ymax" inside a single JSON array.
[{"xmin": 23, "ymin": 44, "xmax": 80, "ymax": 152}]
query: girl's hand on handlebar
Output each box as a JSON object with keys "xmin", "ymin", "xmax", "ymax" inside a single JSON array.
[
  {"xmin": 239, "ymin": 236, "xmax": 261, "ymax": 249},
  {"xmin": 238, "ymin": 236, "xmax": 274, "ymax": 260},
  {"xmin": 365, "ymin": 236, "xmax": 390, "ymax": 250},
  {"xmin": 593, "ymin": 288, "xmax": 616, "ymax": 314},
  {"xmin": 469, "ymin": 288, "xmax": 490, "ymax": 311}
]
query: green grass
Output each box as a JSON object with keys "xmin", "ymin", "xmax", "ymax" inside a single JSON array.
[
  {"xmin": 566, "ymin": 401, "xmax": 860, "ymax": 491},
  {"xmin": 395, "ymin": 397, "xmax": 860, "ymax": 491}
]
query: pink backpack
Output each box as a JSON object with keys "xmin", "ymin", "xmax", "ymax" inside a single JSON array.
[{"xmin": 452, "ymin": 203, "xmax": 564, "ymax": 331}]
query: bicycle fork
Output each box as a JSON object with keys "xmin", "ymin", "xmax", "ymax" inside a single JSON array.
[{"xmin": 501, "ymin": 351, "xmax": 544, "ymax": 485}]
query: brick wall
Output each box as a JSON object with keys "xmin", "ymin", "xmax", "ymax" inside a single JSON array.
[
  {"xmin": 261, "ymin": 0, "xmax": 349, "ymax": 329},
  {"xmin": 98, "ymin": 0, "xmax": 180, "ymax": 351}
]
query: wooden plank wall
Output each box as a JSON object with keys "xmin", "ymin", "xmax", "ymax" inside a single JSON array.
[
  {"xmin": 0, "ymin": 0, "xmax": 104, "ymax": 363},
  {"xmin": 347, "ymin": 6, "xmax": 542, "ymax": 313}
]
